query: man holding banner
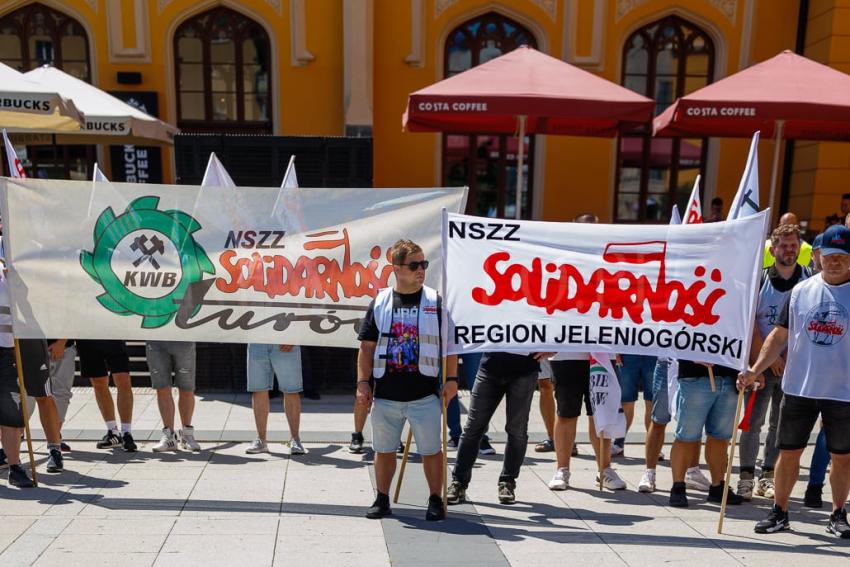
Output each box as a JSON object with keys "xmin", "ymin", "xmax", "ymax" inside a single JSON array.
[
  {"xmin": 740, "ymin": 224, "xmax": 850, "ymax": 538},
  {"xmin": 356, "ymin": 239, "xmax": 457, "ymax": 521}
]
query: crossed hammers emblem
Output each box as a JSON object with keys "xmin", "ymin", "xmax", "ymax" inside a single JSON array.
[{"xmin": 130, "ymin": 235, "xmax": 165, "ymax": 269}]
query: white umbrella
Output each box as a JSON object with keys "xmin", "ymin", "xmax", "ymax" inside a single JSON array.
[
  {"xmin": 0, "ymin": 63, "xmax": 82, "ymax": 132},
  {"xmin": 13, "ymin": 65, "xmax": 178, "ymax": 146}
]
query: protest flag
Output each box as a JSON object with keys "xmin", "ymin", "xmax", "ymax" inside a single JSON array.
[
  {"xmin": 201, "ymin": 152, "xmax": 236, "ymax": 188},
  {"xmin": 3, "ymin": 129, "xmax": 25, "ymax": 178},
  {"xmin": 727, "ymin": 131, "xmax": 761, "ymax": 220}
]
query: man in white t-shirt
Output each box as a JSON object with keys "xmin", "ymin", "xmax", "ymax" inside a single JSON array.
[{"xmin": 739, "ymin": 224, "xmax": 850, "ymax": 538}]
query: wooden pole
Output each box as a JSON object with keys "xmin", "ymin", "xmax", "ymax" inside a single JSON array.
[
  {"xmin": 12, "ymin": 338, "xmax": 37, "ymax": 487},
  {"xmin": 718, "ymin": 386, "xmax": 745, "ymax": 534},
  {"xmin": 393, "ymin": 428, "xmax": 413, "ymax": 503},
  {"xmin": 708, "ymin": 365, "xmax": 716, "ymax": 392}
]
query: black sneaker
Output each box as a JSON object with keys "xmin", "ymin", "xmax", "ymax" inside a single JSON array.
[
  {"xmin": 571, "ymin": 444, "xmax": 579, "ymax": 457},
  {"xmin": 46, "ymin": 449, "xmax": 64, "ymax": 473},
  {"xmin": 669, "ymin": 481, "xmax": 689, "ymax": 508},
  {"xmin": 349, "ymin": 433, "xmax": 364, "ymax": 454},
  {"xmin": 122, "ymin": 432, "xmax": 137, "ymax": 452},
  {"xmin": 8, "ymin": 464, "xmax": 34, "ymax": 488},
  {"xmin": 447, "ymin": 436, "xmax": 460, "ymax": 449},
  {"xmin": 425, "ymin": 494, "xmax": 445, "ymax": 521},
  {"xmin": 479, "ymin": 438, "xmax": 496, "ymax": 455},
  {"xmin": 708, "ymin": 481, "xmax": 743, "ymax": 505},
  {"xmin": 535, "ymin": 438, "xmax": 555, "ymax": 452},
  {"xmin": 498, "ymin": 481, "xmax": 516, "ymax": 504},
  {"xmin": 396, "ymin": 441, "xmax": 405, "ymax": 454},
  {"xmin": 447, "ymin": 480, "xmax": 467, "ymax": 505},
  {"xmin": 804, "ymin": 484, "xmax": 824, "ymax": 508},
  {"xmin": 828, "ymin": 508, "xmax": 850, "ymax": 539},
  {"xmin": 755, "ymin": 504, "xmax": 790, "ymax": 534},
  {"xmin": 96, "ymin": 431, "xmax": 122, "ymax": 449},
  {"xmin": 0, "ymin": 447, "xmax": 7, "ymax": 470},
  {"xmin": 60, "ymin": 442, "xmax": 72, "ymax": 453},
  {"xmin": 365, "ymin": 493, "xmax": 391, "ymax": 519}
]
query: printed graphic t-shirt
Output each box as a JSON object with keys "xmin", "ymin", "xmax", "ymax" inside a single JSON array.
[
  {"xmin": 358, "ymin": 289, "xmax": 440, "ymax": 402},
  {"xmin": 777, "ymin": 274, "xmax": 850, "ymax": 402}
]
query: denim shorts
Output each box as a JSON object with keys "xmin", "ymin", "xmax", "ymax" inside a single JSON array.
[
  {"xmin": 650, "ymin": 358, "xmax": 671, "ymax": 425},
  {"xmin": 618, "ymin": 354, "xmax": 657, "ymax": 403},
  {"xmin": 675, "ymin": 375, "xmax": 738, "ymax": 442},
  {"xmin": 246, "ymin": 344, "xmax": 303, "ymax": 394},
  {"xmin": 371, "ymin": 395, "xmax": 442, "ymax": 455},
  {"xmin": 146, "ymin": 341, "xmax": 196, "ymax": 391}
]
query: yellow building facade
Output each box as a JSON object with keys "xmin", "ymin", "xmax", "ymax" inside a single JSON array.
[{"xmin": 1, "ymin": 0, "xmax": 848, "ymax": 228}]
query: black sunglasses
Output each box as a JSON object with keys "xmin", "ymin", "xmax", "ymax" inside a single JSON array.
[{"xmin": 396, "ymin": 260, "xmax": 429, "ymax": 271}]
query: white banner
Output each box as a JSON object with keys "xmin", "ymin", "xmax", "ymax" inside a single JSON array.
[
  {"xmin": 443, "ymin": 210, "xmax": 769, "ymax": 369},
  {"xmin": 1, "ymin": 178, "xmax": 466, "ymax": 347}
]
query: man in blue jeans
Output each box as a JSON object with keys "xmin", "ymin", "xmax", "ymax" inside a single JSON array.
[
  {"xmin": 668, "ymin": 360, "xmax": 744, "ymax": 507},
  {"xmin": 446, "ymin": 352, "xmax": 494, "ymax": 454},
  {"xmin": 612, "ymin": 354, "xmax": 656, "ymax": 457}
]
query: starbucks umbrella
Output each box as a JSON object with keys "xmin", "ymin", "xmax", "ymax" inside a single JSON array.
[
  {"xmin": 654, "ymin": 50, "xmax": 850, "ymax": 212},
  {"xmin": 403, "ymin": 46, "xmax": 653, "ymax": 219},
  {"xmin": 10, "ymin": 65, "xmax": 177, "ymax": 146},
  {"xmin": 0, "ymin": 62, "xmax": 82, "ymax": 132}
]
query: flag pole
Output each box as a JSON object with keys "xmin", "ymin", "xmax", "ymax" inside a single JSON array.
[
  {"xmin": 441, "ymin": 355, "xmax": 449, "ymax": 513},
  {"xmin": 393, "ymin": 429, "xmax": 413, "ymax": 503},
  {"xmin": 718, "ymin": 387, "xmax": 745, "ymax": 533},
  {"xmin": 514, "ymin": 115, "xmax": 526, "ymax": 220},
  {"xmin": 12, "ymin": 339, "xmax": 38, "ymax": 487}
]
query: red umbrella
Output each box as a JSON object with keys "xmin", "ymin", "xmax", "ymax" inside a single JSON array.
[
  {"xmin": 654, "ymin": 50, "xmax": 850, "ymax": 211},
  {"xmin": 403, "ymin": 46, "xmax": 653, "ymax": 218}
]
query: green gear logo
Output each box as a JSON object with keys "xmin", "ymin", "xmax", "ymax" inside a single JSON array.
[{"xmin": 80, "ymin": 196, "xmax": 215, "ymax": 328}]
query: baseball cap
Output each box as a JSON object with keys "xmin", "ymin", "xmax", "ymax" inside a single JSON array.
[
  {"xmin": 812, "ymin": 232, "xmax": 824, "ymax": 251},
  {"xmin": 820, "ymin": 225, "xmax": 850, "ymax": 256}
]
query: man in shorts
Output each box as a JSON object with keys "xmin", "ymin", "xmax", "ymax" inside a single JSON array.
[
  {"xmin": 47, "ymin": 339, "xmax": 77, "ymax": 452},
  {"xmin": 147, "ymin": 341, "xmax": 200, "ymax": 452},
  {"xmin": 612, "ymin": 354, "xmax": 656, "ymax": 457},
  {"xmin": 740, "ymin": 224, "xmax": 850, "ymax": 538},
  {"xmin": 76, "ymin": 339, "xmax": 136, "ymax": 452},
  {"xmin": 244, "ymin": 344, "xmax": 305, "ymax": 456}
]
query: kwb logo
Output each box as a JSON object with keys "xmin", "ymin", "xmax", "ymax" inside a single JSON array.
[
  {"xmin": 80, "ymin": 196, "xmax": 215, "ymax": 328},
  {"xmin": 472, "ymin": 240, "xmax": 726, "ymax": 327}
]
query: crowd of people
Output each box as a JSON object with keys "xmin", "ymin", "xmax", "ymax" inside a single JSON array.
[{"xmin": 0, "ymin": 209, "xmax": 848, "ymax": 540}]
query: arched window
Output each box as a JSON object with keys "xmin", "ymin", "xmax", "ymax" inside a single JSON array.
[
  {"xmin": 0, "ymin": 2, "xmax": 90, "ymax": 80},
  {"xmin": 175, "ymin": 7, "xmax": 272, "ymax": 133},
  {"xmin": 615, "ymin": 16, "xmax": 714, "ymax": 222},
  {"xmin": 0, "ymin": 2, "xmax": 93, "ymax": 180},
  {"xmin": 443, "ymin": 13, "xmax": 537, "ymax": 219}
]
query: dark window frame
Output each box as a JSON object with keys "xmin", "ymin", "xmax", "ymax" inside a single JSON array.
[
  {"xmin": 614, "ymin": 15, "xmax": 715, "ymax": 223},
  {"xmin": 441, "ymin": 12, "xmax": 537, "ymax": 219},
  {"xmin": 174, "ymin": 6, "xmax": 272, "ymax": 133}
]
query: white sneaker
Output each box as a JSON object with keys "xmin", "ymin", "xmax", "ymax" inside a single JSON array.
[
  {"xmin": 288, "ymin": 438, "xmax": 307, "ymax": 455},
  {"xmin": 548, "ymin": 467, "xmax": 570, "ymax": 490},
  {"xmin": 638, "ymin": 469, "xmax": 656, "ymax": 493},
  {"xmin": 245, "ymin": 438, "xmax": 269, "ymax": 454},
  {"xmin": 685, "ymin": 466, "xmax": 711, "ymax": 491},
  {"xmin": 597, "ymin": 467, "xmax": 627, "ymax": 490},
  {"xmin": 152, "ymin": 428, "xmax": 179, "ymax": 453},
  {"xmin": 180, "ymin": 427, "xmax": 201, "ymax": 452},
  {"xmin": 737, "ymin": 476, "xmax": 755, "ymax": 500}
]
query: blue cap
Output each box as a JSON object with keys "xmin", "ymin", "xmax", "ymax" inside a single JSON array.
[
  {"xmin": 820, "ymin": 225, "xmax": 850, "ymax": 256},
  {"xmin": 813, "ymin": 232, "xmax": 824, "ymax": 251}
]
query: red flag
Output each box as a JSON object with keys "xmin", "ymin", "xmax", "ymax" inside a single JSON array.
[{"xmin": 738, "ymin": 389, "xmax": 758, "ymax": 431}]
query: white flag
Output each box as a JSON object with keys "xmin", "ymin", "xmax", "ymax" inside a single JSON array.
[
  {"xmin": 93, "ymin": 163, "xmax": 108, "ymax": 182},
  {"xmin": 727, "ymin": 131, "xmax": 760, "ymax": 220},
  {"xmin": 588, "ymin": 353, "xmax": 626, "ymax": 440},
  {"xmin": 666, "ymin": 358, "xmax": 681, "ymax": 420},
  {"xmin": 201, "ymin": 152, "xmax": 236, "ymax": 188},
  {"xmin": 281, "ymin": 155, "xmax": 298, "ymax": 189},
  {"xmin": 683, "ymin": 175, "xmax": 703, "ymax": 224},
  {"xmin": 2, "ymin": 129, "xmax": 25, "ymax": 179},
  {"xmin": 670, "ymin": 205, "xmax": 682, "ymax": 226}
]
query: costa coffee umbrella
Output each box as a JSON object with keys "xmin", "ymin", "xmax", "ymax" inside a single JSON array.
[
  {"xmin": 0, "ymin": 62, "xmax": 82, "ymax": 132},
  {"xmin": 403, "ymin": 46, "xmax": 654, "ymax": 219},
  {"xmin": 654, "ymin": 50, "xmax": 850, "ymax": 212},
  {"xmin": 12, "ymin": 65, "xmax": 178, "ymax": 146}
]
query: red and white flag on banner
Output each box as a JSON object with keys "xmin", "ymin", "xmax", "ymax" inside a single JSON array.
[
  {"xmin": 2, "ymin": 129, "xmax": 25, "ymax": 179},
  {"xmin": 684, "ymin": 175, "xmax": 703, "ymax": 224},
  {"xmin": 727, "ymin": 131, "xmax": 761, "ymax": 220},
  {"xmin": 588, "ymin": 354, "xmax": 627, "ymax": 440}
]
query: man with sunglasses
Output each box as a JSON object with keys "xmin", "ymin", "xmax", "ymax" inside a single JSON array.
[{"xmin": 357, "ymin": 239, "xmax": 457, "ymax": 521}]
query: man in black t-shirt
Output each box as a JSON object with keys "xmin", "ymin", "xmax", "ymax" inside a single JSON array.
[{"xmin": 356, "ymin": 239, "xmax": 457, "ymax": 521}]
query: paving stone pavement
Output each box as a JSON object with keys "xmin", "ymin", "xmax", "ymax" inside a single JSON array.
[{"xmin": 1, "ymin": 388, "xmax": 846, "ymax": 566}]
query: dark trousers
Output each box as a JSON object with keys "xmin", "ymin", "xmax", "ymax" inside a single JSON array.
[{"xmin": 452, "ymin": 365, "xmax": 537, "ymax": 486}]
